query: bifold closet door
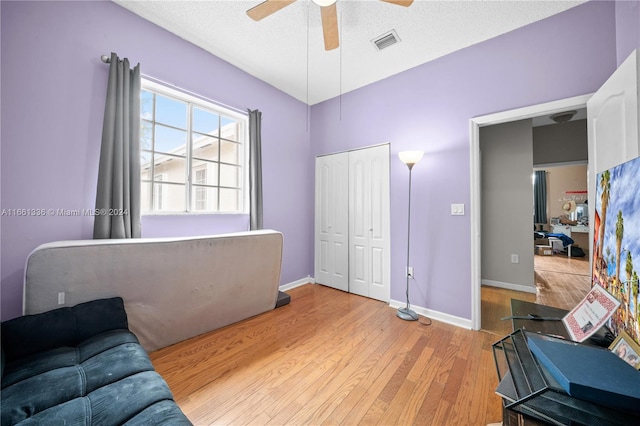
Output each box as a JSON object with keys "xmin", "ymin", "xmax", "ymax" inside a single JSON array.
[
  {"xmin": 349, "ymin": 145, "xmax": 390, "ymax": 302},
  {"xmin": 314, "ymin": 152, "xmax": 349, "ymax": 292}
]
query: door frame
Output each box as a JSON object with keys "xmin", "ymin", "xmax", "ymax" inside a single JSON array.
[{"xmin": 469, "ymin": 94, "xmax": 593, "ymax": 330}]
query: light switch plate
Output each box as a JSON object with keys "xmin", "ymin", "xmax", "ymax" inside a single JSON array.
[{"xmin": 451, "ymin": 204, "xmax": 465, "ymax": 215}]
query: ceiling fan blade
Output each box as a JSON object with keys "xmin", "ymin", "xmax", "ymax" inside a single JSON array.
[
  {"xmin": 321, "ymin": 3, "xmax": 339, "ymax": 51},
  {"xmin": 247, "ymin": 0, "xmax": 297, "ymax": 21},
  {"xmin": 379, "ymin": 0, "xmax": 414, "ymax": 6}
]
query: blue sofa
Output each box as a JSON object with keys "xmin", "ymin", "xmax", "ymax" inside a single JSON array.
[{"xmin": 1, "ymin": 297, "xmax": 192, "ymax": 425}]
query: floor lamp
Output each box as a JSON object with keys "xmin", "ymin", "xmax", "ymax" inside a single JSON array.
[{"xmin": 397, "ymin": 150, "xmax": 424, "ymax": 321}]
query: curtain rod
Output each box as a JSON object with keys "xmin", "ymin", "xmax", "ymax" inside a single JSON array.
[{"xmin": 100, "ymin": 55, "xmax": 248, "ymax": 116}]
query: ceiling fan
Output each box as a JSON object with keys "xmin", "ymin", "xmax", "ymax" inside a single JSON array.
[{"xmin": 247, "ymin": 0, "xmax": 414, "ymax": 51}]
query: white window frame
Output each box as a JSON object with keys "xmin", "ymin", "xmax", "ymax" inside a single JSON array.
[{"xmin": 141, "ymin": 79, "xmax": 249, "ymax": 215}]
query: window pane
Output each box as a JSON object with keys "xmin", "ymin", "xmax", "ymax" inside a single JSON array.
[
  {"xmin": 153, "ymin": 154, "xmax": 186, "ymax": 184},
  {"xmin": 140, "ymin": 151, "xmax": 153, "ymax": 179},
  {"xmin": 192, "ymin": 134, "xmax": 219, "ymax": 161},
  {"xmin": 154, "ymin": 183, "xmax": 185, "ymax": 212},
  {"xmin": 141, "ymin": 91, "xmax": 154, "ymax": 120},
  {"xmin": 192, "ymin": 159, "xmax": 218, "ymax": 186},
  {"xmin": 155, "ymin": 124, "xmax": 186, "ymax": 154},
  {"xmin": 155, "ymin": 95, "xmax": 187, "ymax": 129},
  {"xmin": 141, "ymin": 121, "xmax": 153, "ymax": 151},
  {"xmin": 141, "ymin": 181, "xmax": 152, "ymax": 213},
  {"xmin": 193, "ymin": 107, "xmax": 219, "ymax": 136},
  {"xmin": 219, "ymin": 188, "xmax": 240, "ymax": 212},
  {"xmin": 220, "ymin": 117, "xmax": 238, "ymax": 142},
  {"xmin": 220, "ymin": 163, "xmax": 240, "ymax": 188},
  {"xmin": 220, "ymin": 140, "xmax": 240, "ymax": 165},
  {"xmin": 191, "ymin": 186, "xmax": 218, "ymax": 212}
]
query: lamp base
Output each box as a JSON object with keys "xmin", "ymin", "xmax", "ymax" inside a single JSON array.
[{"xmin": 396, "ymin": 307, "xmax": 419, "ymax": 321}]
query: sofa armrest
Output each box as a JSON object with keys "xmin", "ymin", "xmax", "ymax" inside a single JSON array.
[{"xmin": 1, "ymin": 297, "xmax": 128, "ymax": 363}]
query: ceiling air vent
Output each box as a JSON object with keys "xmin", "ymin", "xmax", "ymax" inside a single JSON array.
[{"xmin": 372, "ymin": 30, "xmax": 400, "ymax": 51}]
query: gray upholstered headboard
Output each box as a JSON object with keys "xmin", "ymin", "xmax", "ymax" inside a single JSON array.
[{"xmin": 24, "ymin": 230, "xmax": 283, "ymax": 352}]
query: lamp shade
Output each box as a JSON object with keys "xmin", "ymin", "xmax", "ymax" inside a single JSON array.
[
  {"xmin": 398, "ymin": 150, "xmax": 424, "ymax": 166},
  {"xmin": 312, "ymin": 0, "xmax": 337, "ymax": 6}
]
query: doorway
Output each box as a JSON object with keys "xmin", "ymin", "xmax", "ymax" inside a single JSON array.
[{"xmin": 469, "ymin": 94, "xmax": 592, "ymax": 330}]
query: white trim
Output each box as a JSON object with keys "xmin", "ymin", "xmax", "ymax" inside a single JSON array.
[
  {"xmin": 316, "ymin": 141, "xmax": 390, "ymax": 158},
  {"xmin": 481, "ymin": 280, "xmax": 537, "ymax": 294},
  {"xmin": 141, "ymin": 77, "xmax": 248, "ymax": 118},
  {"xmin": 534, "ymin": 160, "xmax": 588, "ymax": 169},
  {"xmin": 469, "ymin": 94, "xmax": 592, "ymax": 330},
  {"xmin": 389, "ymin": 299, "xmax": 473, "ymax": 329},
  {"xmin": 280, "ymin": 276, "xmax": 314, "ymax": 291},
  {"xmin": 280, "ymin": 278, "xmax": 473, "ymax": 329}
]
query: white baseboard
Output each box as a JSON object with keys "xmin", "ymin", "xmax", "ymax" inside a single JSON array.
[
  {"xmin": 389, "ymin": 299, "xmax": 473, "ymax": 330},
  {"xmin": 481, "ymin": 279, "xmax": 537, "ymax": 294},
  {"xmin": 280, "ymin": 276, "xmax": 314, "ymax": 292}
]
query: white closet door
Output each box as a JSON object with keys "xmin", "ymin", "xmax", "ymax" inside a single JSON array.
[
  {"xmin": 314, "ymin": 153, "xmax": 349, "ymax": 292},
  {"xmin": 349, "ymin": 145, "xmax": 390, "ymax": 302}
]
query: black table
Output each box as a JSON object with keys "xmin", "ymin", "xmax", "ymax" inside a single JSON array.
[
  {"xmin": 509, "ymin": 299, "xmax": 569, "ymax": 338},
  {"xmin": 499, "ymin": 299, "xmax": 617, "ymax": 425}
]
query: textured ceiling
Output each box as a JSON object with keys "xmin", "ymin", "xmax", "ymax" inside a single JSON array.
[{"xmin": 114, "ymin": 0, "xmax": 586, "ymax": 105}]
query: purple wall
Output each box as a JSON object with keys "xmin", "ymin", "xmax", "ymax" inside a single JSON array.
[
  {"xmin": 0, "ymin": 0, "xmax": 312, "ymax": 320},
  {"xmin": 0, "ymin": 0, "xmax": 632, "ymax": 323},
  {"xmin": 310, "ymin": 0, "xmax": 618, "ymax": 319},
  {"xmin": 615, "ymin": 0, "xmax": 640, "ymax": 65}
]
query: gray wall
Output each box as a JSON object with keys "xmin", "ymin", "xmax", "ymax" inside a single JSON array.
[
  {"xmin": 481, "ymin": 119, "xmax": 535, "ymax": 291},
  {"xmin": 533, "ymin": 119, "xmax": 588, "ymax": 165}
]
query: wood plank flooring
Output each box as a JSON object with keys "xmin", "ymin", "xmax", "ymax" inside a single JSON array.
[
  {"xmin": 533, "ymin": 253, "xmax": 590, "ymax": 310},
  {"xmin": 481, "ymin": 253, "xmax": 591, "ymax": 336},
  {"xmin": 150, "ymin": 284, "xmax": 503, "ymax": 425}
]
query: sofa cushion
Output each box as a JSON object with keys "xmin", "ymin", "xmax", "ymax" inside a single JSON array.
[
  {"xmin": 1, "ymin": 297, "xmax": 191, "ymax": 425},
  {"xmin": 0, "ymin": 329, "xmax": 176, "ymax": 425},
  {"xmin": 2, "ymin": 330, "xmax": 156, "ymax": 424},
  {"xmin": 10, "ymin": 373, "xmax": 191, "ymax": 425},
  {"xmin": 1, "ymin": 297, "xmax": 128, "ymax": 362},
  {"xmin": 122, "ymin": 399, "xmax": 194, "ymax": 425}
]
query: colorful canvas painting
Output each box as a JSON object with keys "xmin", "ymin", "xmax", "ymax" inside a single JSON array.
[{"xmin": 593, "ymin": 155, "xmax": 640, "ymax": 346}]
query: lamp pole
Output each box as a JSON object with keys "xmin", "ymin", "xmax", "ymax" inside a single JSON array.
[{"xmin": 397, "ymin": 151, "xmax": 423, "ymax": 321}]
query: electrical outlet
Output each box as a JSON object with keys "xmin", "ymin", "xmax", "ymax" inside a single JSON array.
[
  {"xmin": 58, "ymin": 292, "xmax": 65, "ymax": 305},
  {"xmin": 511, "ymin": 254, "xmax": 519, "ymax": 264},
  {"xmin": 407, "ymin": 266, "xmax": 414, "ymax": 278}
]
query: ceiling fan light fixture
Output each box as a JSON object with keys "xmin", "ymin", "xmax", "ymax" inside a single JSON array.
[
  {"xmin": 312, "ymin": 0, "xmax": 337, "ymax": 6},
  {"xmin": 550, "ymin": 110, "xmax": 577, "ymax": 123}
]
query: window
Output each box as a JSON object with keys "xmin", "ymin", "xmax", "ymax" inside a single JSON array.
[{"xmin": 140, "ymin": 79, "xmax": 248, "ymax": 214}]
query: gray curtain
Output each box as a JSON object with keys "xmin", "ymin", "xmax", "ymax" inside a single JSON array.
[
  {"xmin": 248, "ymin": 109, "xmax": 263, "ymax": 230},
  {"xmin": 94, "ymin": 52, "xmax": 141, "ymax": 239},
  {"xmin": 533, "ymin": 170, "xmax": 547, "ymax": 225}
]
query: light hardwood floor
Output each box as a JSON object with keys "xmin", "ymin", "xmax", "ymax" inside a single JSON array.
[
  {"xmin": 481, "ymin": 253, "xmax": 591, "ymax": 336},
  {"xmin": 150, "ymin": 284, "xmax": 503, "ymax": 426}
]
